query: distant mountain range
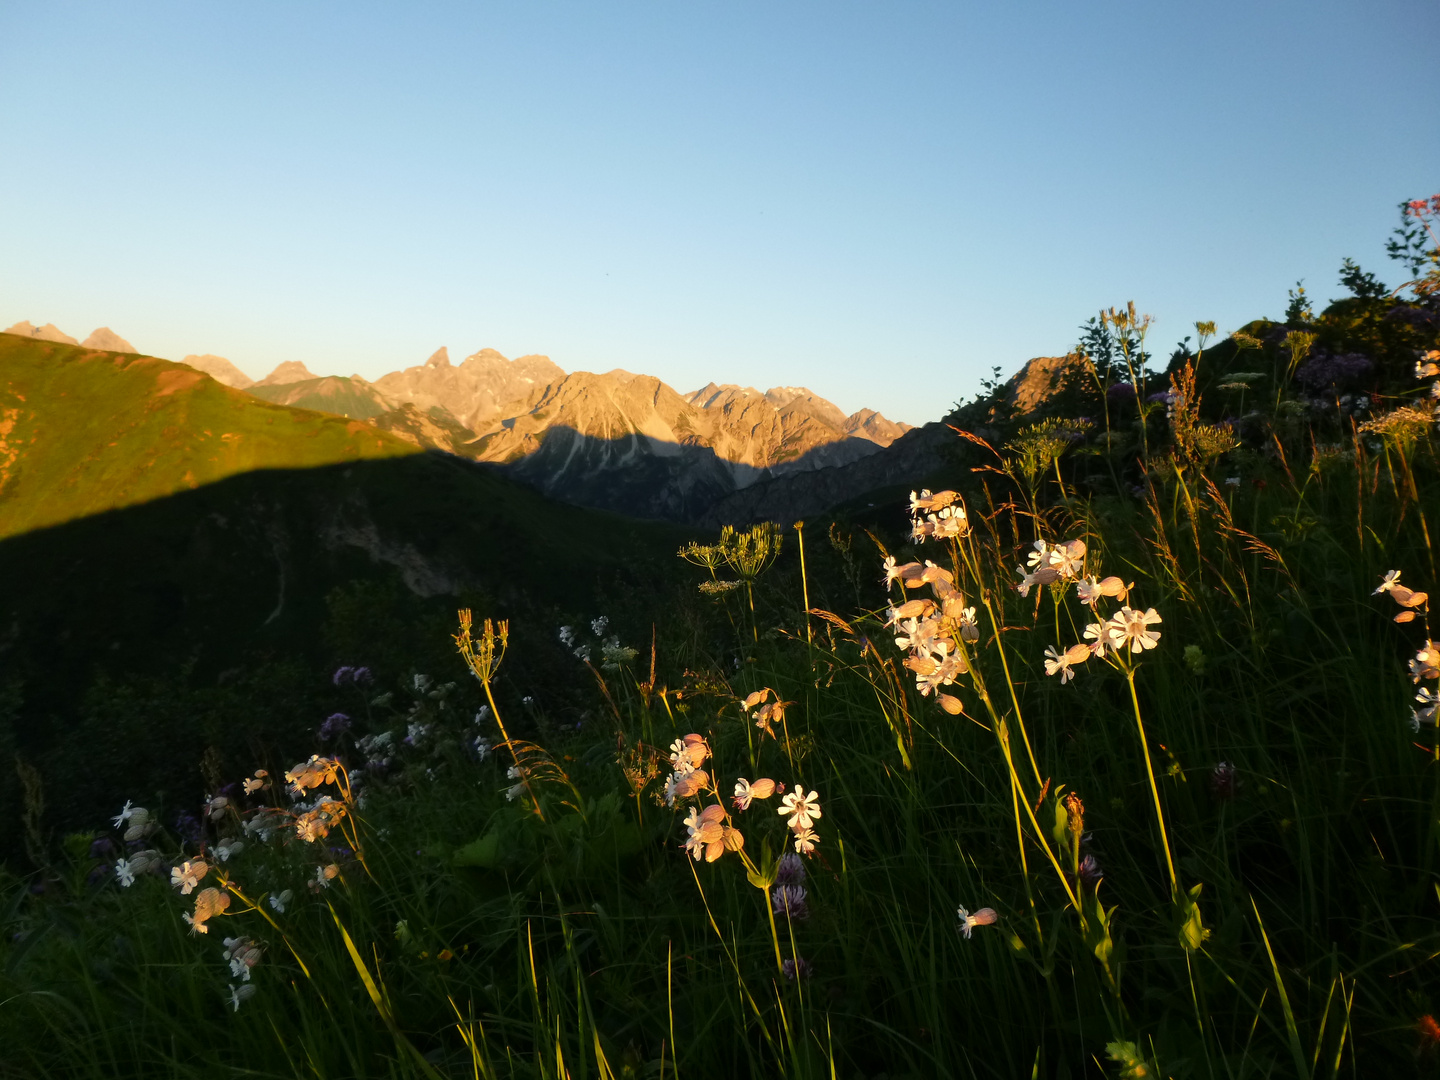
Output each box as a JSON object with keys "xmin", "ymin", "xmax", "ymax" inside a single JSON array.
[{"xmin": 3, "ymin": 321, "xmax": 914, "ymax": 522}]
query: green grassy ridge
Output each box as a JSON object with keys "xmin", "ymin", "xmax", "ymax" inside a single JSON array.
[
  {"xmin": 0, "ymin": 332, "xmax": 421, "ymax": 538},
  {"xmin": 245, "ymin": 374, "xmax": 396, "ymax": 421}
]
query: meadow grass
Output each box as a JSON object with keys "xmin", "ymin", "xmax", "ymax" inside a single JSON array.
[
  {"xmin": 4, "ymin": 395, "xmax": 1439, "ymax": 1078},
  {"xmin": 4, "ymin": 199, "xmax": 1440, "ymax": 1077}
]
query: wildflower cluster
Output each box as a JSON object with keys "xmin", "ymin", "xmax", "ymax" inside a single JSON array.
[
  {"xmin": 908, "ymin": 488, "xmax": 970, "ymax": 542},
  {"xmin": 557, "ymin": 616, "xmax": 638, "ymax": 670},
  {"xmin": 1374, "ymin": 570, "xmax": 1436, "ymax": 731}
]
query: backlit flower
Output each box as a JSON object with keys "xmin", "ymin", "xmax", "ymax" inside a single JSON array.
[
  {"xmin": 1106, "ymin": 607, "xmax": 1162, "ymax": 653},
  {"xmin": 183, "ymin": 887, "xmax": 230, "ymax": 934},
  {"xmin": 171, "ymin": 859, "xmax": 208, "ymax": 895},
  {"xmin": 1083, "ymin": 620, "xmax": 1116, "ymax": 657},
  {"xmin": 732, "ymin": 777, "xmax": 776, "ymax": 811},
  {"xmin": 957, "ymin": 906, "xmax": 998, "ymax": 939},
  {"xmin": 683, "ymin": 804, "xmax": 726, "ymax": 862},
  {"xmin": 778, "ymin": 787, "xmax": 822, "ymax": 831},
  {"xmin": 1076, "ymin": 577, "xmax": 1101, "ymax": 605},
  {"xmin": 1375, "ymin": 570, "xmax": 1402, "ymax": 594},
  {"xmin": 1043, "ymin": 643, "xmax": 1091, "ymax": 683},
  {"xmin": 791, "ymin": 827, "xmax": 819, "ymax": 855},
  {"xmin": 1412, "ymin": 642, "xmax": 1440, "ymax": 683}
]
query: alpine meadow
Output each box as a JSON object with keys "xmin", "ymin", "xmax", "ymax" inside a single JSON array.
[{"xmin": 0, "ymin": 193, "xmax": 1436, "ymax": 1079}]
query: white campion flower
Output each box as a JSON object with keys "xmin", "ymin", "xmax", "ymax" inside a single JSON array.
[
  {"xmin": 732, "ymin": 777, "xmax": 776, "ymax": 811},
  {"xmin": 957, "ymin": 905, "xmax": 998, "ymax": 939},
  {"xmin": 792, "ymin": 826, "xmax": 819, "ymax": 855},
  {"xmin": 778, "ymin": 786, "xmax": 822, "ymax": 831},
  {"xmin": 1083, "ymin": 620, "xmax": 1115, "ymax": 657},
  {"xmin": 268, "ymin": 889, "xmax": 293, "ymax": 914},
  {"xmin": 214, "ymin": 838, "xmax": 244, "ymax": 862},
  {"xmin": 227, "ymin": 983, "xmax": 257, "ymax": 1012},
  {"xmin": 1075, "ymin": 577, "xmax": 1101, "ymax": 606},
  {"xmin": 171, "ymin": 859, "xmax": 208, "ymax": 895},
  {"xmin": 111, "ymin": 801, "xmax": 137, "ymax": 828},
  {"xmin": 114, "ymin": 859, "xmax": 136, "ymax": 887},
  {"xmin": 1374, "ymin": 570, "xmax": 1402, "ymax": 595},
  {"xmin": 1026, "ymin": 540, "xmax": 1051, "ymax": 570},
  {"xmin": 1043, "ymin": 644, "xmax": 1092, "ymax": 684},
  {"xmin": 1106, "ymin": 607, "xmax": 1163, "ymax": 654}
]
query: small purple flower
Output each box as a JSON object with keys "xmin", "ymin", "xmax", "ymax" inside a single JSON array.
[
  {"xmin": 352, "ymin": 666, "xmax": 374, "ymax": 686},
  {"xmin": 174, "ymin": 812, "xmax": 203, "ymax": 846},
  {"xmin": 1147, "ymin": 390, "xmax": 1172, "ymax": 405},
  {"xmin": 1210, "ymin": 761, "xmax": 1238, "ymax": 801},
  {"xmin": 1107, "ymin": 382, "xmax": 1138, "ymax": 402},
  {"xmin": 89, "ymin": 836, "xmax": 117, "ymax": 860},
  {"xmin": 86, "ymin": 864, "xmax": 112, "ymax": 888},
  {"xmin": 775, "ymin": 852, "xmax": 806, "ymax": 886},
  {"xmin": 771, "ymin": 884, "xmax": 809, "ymax": 920},
  {"xmin": 318, "ymin": 712, "xmax": 352, "ymax": 741},
  {"xmin": 1077, "ymin": 854, "xmax": 1103, "ymax": 889},
  {"xmin": 332, "ymin": 666, "xmax": 356, "ymax": 687},
  {"xmin": 781, "ymin": 956, "xmax": 812, "ymax": 981}
]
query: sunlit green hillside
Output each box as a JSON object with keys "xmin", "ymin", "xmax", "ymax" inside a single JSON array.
[{"xmin": 0, "ymin": 333, "xmax": 419, "ymax": 537}]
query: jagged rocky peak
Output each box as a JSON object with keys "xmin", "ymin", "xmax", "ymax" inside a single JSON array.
[
  {"xmin": 81, "ymin": 327, "xmax": 136, "ymax": 353},
  {"xmin": 256, "ymin": 360, "xmax": 319, "ymax": 386},
  {"xmin": 374, "ymin": 347, "xmax": 566, "ymax": 432},
  {"xmin": 425, "ymin": 346, "xmax": 450, "ymax": 368},
  {"xmin": 182, "ymin": 354, "xmax": 254, "ymax": 389},
  {"xmin": 4, "ymin": 321, "xmax": 80, "ymax": 345}
]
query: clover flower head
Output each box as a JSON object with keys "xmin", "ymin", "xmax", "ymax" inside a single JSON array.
[
  {"xmin": 776, "ymin": 851, "xmax": 806, "ymax": 885},
  {"xmin": 781, "ymin": 956, "xmax": 812, "ymax": 981},
  {"xmin": 771, "ymin": 883, "xmax": 808, "ymax": 920}
]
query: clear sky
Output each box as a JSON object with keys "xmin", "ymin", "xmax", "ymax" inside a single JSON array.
[{"xmin": 2, "ymin": 1, "xmax": 1436, "ymax": 424}]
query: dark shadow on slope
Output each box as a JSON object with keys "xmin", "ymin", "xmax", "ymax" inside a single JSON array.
[
  {"xmin": 482, "ymin": 424, "xmax": 894, "ymax": 522},
  {"xmin": 0, "ymin": 451, "xmax": 689, "ymax": 865}
]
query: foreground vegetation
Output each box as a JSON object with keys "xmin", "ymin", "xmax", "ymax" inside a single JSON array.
[{"xmin": 2, "ymin": 197, "xmax": 1439, "ymax": 1078}]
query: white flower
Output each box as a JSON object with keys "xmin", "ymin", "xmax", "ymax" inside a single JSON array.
[
  {"xmin": 1225, "ymin": 476, "xmax": 1241, "ymax": 487},
  {"xmin": 506, "ymin": 783, "xmax": 526, "ymax": 801},
  {"xmin": 1026, "ymin": 540, "xmax": 1051, "ymax": 570},
  {"xmin": 268, "ymin": 889, "xmax": 293, "ymax": 914},
  {"xmin": 227, "ymin": 983, "xmax": 257, "ymax": 1012},
  {"xmin": 1106, "ymin": 607, "xmax": 1162, "ymax": 654},
  {"xmin": 1374, "ymin": 570, "xmax": 1402, "ymax": 595},
  {"xmin": 1043, "ymin": 645, "xmax": 1089, "ymax": 684},
  {"xmin": 314, "ymin": 864, "xmax": 339, "ymax": 889},
  {"xmin": 590, "ymin": 616, "xmax": 609, "ymax": 637},
  {"xmin": 957, "ymin": 905, "xmax": 998, "ymax": 939},
  {"xmin": 114, "ymin": 859, "xmax": 136, "ymax": 887},
  {"xmin": 111, "ymin": 800, "xmax": 136, "ymax": 828},
  {"xmin": 215, "ymin": 838, "xmax": 244, "ymax": 862},
  {"xmin": 732, "ymin": 777, "xmax": 775, "ymax": 811},
  {"xmin": 792, "ymin": 826, "xmax": 819, "ymax": 855},
  {"xmin": 170, "ymin": 859, "xmax": 208, "ymax": 895},
  {"xmin": 413, "ymin": 673, "xmax": 432, "ymax": 692},
  {"xmin": 778, "ymin": 786, "xmax": 822, "ymax": 831},
  {"xmin": 1075, "ymin": 577, "xmax": 1100, "ymax": 606}
]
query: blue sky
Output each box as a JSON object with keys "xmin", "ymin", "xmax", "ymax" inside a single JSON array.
[{"xmin": 2, "ymin": 1, "xmax": 1436, "ymax": 424}]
